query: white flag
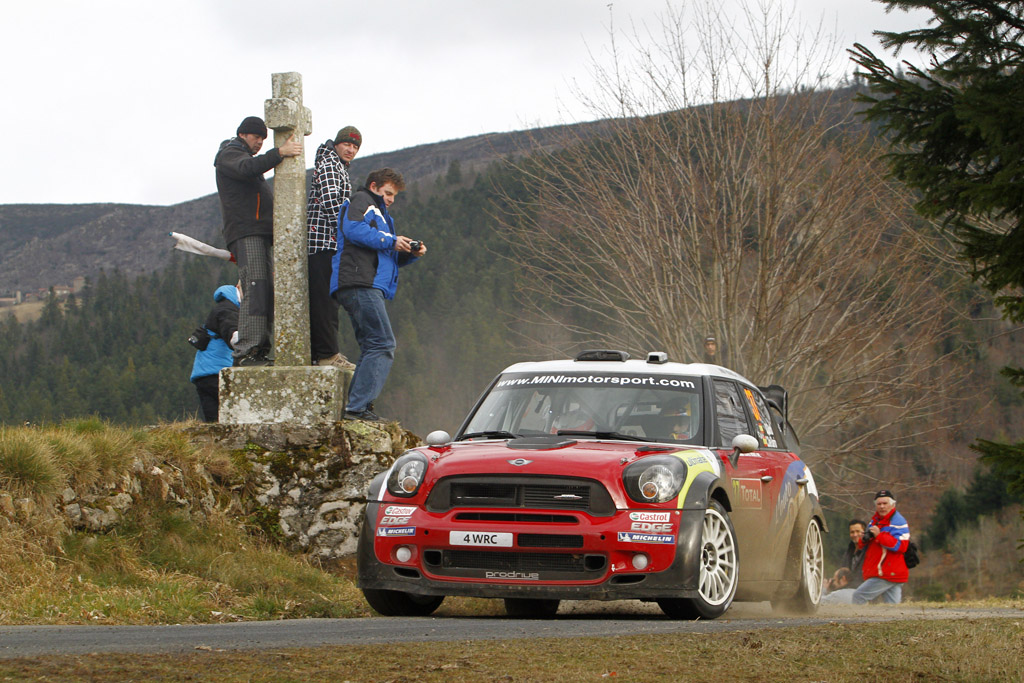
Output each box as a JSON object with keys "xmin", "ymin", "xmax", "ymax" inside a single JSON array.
[{"xmin": 169, "ymin": 232, "xmax": 234, "ymax": 262}]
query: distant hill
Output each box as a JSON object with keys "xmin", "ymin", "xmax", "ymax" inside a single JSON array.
[{"xmin": 0, "ymin": 122, "xmax": 607, "ymax": 294}]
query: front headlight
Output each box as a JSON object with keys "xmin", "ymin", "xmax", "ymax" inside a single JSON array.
[
  {"xmin": 623, "ymin": 456, "xmax": 686, "ymax": 504},
  {"xmin": 386, "ymin": 452, "xmax": 429, "ymax": 497}
]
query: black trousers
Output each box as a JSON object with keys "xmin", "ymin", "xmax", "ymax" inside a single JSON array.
[
  {"xmin": 193, "ymin": 374, "xmax": 220, "ymax": 423},
  {"xmin": 308, "ymin": 250, "xmax": 341, "ymax": 361}
]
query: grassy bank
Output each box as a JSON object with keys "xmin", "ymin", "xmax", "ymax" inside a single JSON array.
[
  {"xmin": 1, "ymin": 618, "xmax": 1022, "ymax": 681},
  {"xmin": 0, "ymin": 420, "xmax": 373, "ymax": 624}
]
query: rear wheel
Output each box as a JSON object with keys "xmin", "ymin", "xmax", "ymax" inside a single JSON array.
[
  {"xmin": 774, "ymin": 517, "xmax": 824, "ymax": 613},
  {"xmin": 362, "ymin": 589, "xmax": 445, "ymax": 616},
  {"xmin": 658, "ymin": 500, "xmax": 738, "ymax": 620},
  {"xmin": 503, "ymin": 598, "xmax": 560, "ymax": 618}
]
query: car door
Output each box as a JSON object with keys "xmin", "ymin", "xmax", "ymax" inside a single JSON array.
[
  {"xmin": 712, "ymin": 379, "xmax": 774, "ymax": 582},
  {"xmin": 740, "ymin": 384, "xmax": 803, "ymax": 580}
]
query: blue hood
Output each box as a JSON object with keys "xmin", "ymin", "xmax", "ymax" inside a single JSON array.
[{"xmin": 213, "ymin": 285, "xmax": 240, "ymax": 306}]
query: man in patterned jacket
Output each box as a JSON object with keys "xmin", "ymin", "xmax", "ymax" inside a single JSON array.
[
  {"xmin": 306, "ymin": 126, "xmax": 362, "ymax": 370},
  {"xmin": 852, "ymin": 490, "xmax": 911, "ymax": 604}
]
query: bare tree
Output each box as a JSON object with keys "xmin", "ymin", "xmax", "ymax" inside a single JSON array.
[{"xmin": 496, "ymin": 1, "xmax": 967, "ymax": 500}]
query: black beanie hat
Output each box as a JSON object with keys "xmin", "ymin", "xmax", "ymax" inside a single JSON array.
[
  {"xmin": 334, "ymin": 126, "xmax": 362, "ymax": 148},
  {"xmin": 237, "ymin": 116, "xmax": 268, "ymax": 137}
]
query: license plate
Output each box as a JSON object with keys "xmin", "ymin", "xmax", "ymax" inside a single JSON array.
[{"xmin": 449, "ymin": 531, "xmax": 513, "ymax": 547}]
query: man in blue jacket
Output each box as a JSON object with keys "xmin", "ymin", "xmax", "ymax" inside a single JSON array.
[
  {"xmin": 331, "ymin": 168, "xmax": 426, "ymax": 421},
  {"xmin": 190, "ymin": 284, "xmax": 241, "ymax": 422}
]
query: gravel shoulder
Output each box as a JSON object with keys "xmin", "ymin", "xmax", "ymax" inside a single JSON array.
[{"xmin": 1, "ymin": 603, "xmax": 1021, "ymax": 659}]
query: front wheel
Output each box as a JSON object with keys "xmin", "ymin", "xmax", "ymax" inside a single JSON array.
[
  {"xmin": 362, "ymin": 589, "xmax": 445, "ymax": 616},
  {"xmin": 503, "ymin": 598, "xmax": 560, "ymax": 618},
  {"xmin": 774, "ymin": 517, "xmax": 824, "ymax": 613},
  {"xmin": 658, "ymin": 500, "xmax": 738, "ymax": 620}
]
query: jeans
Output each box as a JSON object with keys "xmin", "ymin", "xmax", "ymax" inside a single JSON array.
[
  {"xmin": 852, "ymin": 577, "xmax": 903, "ymax": 604},
  {"xmin": 336, "ymin": 287, "xmax": 395, "ymax": 412},
  {"xmin": 821, "ymin": 587, "xmax": 856, "ymax": 605}
]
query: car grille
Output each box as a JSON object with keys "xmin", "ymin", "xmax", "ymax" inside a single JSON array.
[
  {"xmin": 453, "ymin": 512, "xmax": 579, "ymax": 524},
  {"xmin": 518, "ymin": 534, "xmax": 584, "ymax": 548},
  {"xmin": 424, "ymin": 549, "xmax": 607, "ymax": 580},
  {"xmin": 426, "ymin": 476, "xmax": 615, "ymax": 516}
]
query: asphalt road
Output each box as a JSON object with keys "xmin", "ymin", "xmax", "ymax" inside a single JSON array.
[{"xmin": 1, "ymin": 603, "xmax": 1021, "ymax": 659}]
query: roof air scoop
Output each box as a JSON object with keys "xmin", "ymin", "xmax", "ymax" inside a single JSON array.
[{"xmin": 574, "ymin": 349, "xmax": 630, "ymax": 362}]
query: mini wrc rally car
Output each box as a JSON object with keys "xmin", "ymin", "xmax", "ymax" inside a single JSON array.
[{"xmin": 357, "ymin": 349, "xmax": 826, "ymax": 619}]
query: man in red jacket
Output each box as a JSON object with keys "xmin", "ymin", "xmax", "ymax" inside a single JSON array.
[{"xmin": 852, "ymin": 490, "xmax": 910, "ymax": 604}]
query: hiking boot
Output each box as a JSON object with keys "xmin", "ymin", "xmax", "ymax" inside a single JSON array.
[
  {"xmin": 343, "ymin": 408, "xmax": 385, "ymax": 422},
  {"xmin": 234, "ymin": 351, "xmax": 273, "ymax": 367},
  {"xmin": 318, "ymin": 353, "xmax": 356, "ymax": 371}
]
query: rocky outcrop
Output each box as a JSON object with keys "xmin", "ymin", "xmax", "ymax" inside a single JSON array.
[
  {"xmin": 52, "ymin": 421, "xmax": 419, "ymax": 560},
  {"xmin": 189, "ymin": 421, "xmax": 419, "ymax": 559}
]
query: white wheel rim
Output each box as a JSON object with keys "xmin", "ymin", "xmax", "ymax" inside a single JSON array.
[
  {"xmin": 699, "ymin": 507, "xmax": 738, "ymax": 606},
  {"xmin": 803, "ymin": 520, "xmax": 824, "ymax": 603}
]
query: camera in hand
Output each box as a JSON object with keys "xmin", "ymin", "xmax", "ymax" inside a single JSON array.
[
  {"xmin": 862, "ymin": 528, "xmax": 876, "ymax": 542},
  {"xmin": 409, "ymin": 240, "xmax": 422, "ymax": 253}
]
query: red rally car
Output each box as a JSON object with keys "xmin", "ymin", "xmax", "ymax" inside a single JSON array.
[{"xmin": 357, "ymin": 349, "xmax": 826, "ymax": 619}]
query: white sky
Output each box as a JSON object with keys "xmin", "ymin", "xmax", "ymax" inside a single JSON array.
[{"xmin": 0, "ymin": 0, "xmax": 931, "ymax": 206}]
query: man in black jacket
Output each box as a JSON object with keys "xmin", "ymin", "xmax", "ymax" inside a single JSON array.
[
  {"xmin": 822, "ymin": 518, "xmax": 867, "ymax": 604},
  {"xmin": 214, "ymin": 115, "xmax": 302, "ymax": 366}
]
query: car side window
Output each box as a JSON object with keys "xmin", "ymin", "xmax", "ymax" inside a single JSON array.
[
  {"xmin": 713, "ymin": 380, "xmax": 749, "ymax": 447},
  {"xmin": 742, "ymin": 386, "xmax": 780, "ymax": 449}
]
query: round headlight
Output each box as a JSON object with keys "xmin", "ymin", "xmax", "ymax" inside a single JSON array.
[
  {"xmin": 623, "ymin": 456, "xmax": 686, "ymax": 504},
  {"xmin": 386, "ymin": 452, "xmax": 429, "ymax": 498}
]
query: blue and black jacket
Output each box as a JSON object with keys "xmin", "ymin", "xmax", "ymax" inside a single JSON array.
[
  {"xmin": 330, "ymin": 186, "xmax": 417, "ymax": 300},
  {"xmin": 190, "ymin": 285, "xmax": 240, "ymax": 381}
]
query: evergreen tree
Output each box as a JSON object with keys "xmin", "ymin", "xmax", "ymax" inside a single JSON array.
[{"xmin": 851, "ymin": 0, "xmax": 1024, "ymax": 491}]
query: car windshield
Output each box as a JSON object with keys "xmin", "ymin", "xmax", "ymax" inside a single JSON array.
[{"xmin": 460, "ymin": 372, "xmax": 703, "ymax": 445}]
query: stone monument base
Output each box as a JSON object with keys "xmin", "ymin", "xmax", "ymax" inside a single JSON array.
[{"xmin": 218, "ymin": 366, "xmax": 350, "ymax": 425}]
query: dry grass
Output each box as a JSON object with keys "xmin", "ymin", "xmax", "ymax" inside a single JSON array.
[{"xmin": 0, "ymin": 420, "xmax": 371, "ymax": 625}]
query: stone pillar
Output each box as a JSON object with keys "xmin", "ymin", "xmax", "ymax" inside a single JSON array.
[
  {"xmin": 219, "ymin": 72, "xmax": 351, "ymax": 426},
  {"xmin": 264, "ymin": 72, "xmax": 312, "ymax": 367}
]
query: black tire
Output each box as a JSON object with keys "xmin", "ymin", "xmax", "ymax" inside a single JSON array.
[
  {"xmin": 657, "ymin": 499, "xmax": 738, "ymax": 620},
  {"xmin": 362, "ymin": 589, "xmax": 444, "ymax": 616},
  {"xmin": 503, "ymin": 598, "xmax": 560, "ymax": 618},
  {"xmin": 773, "ymin": 517, "xmax": 824, "ymax": 613}
]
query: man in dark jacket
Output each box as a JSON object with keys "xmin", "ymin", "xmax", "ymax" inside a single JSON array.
[
  {"xmin": 190, "ymin": 284, "xmax": 241, "ymax": 422},
  {"xmin": 306, "ymin": 125, "xmax": 361, "ymax": 370},
  {"xmin": 214, "ymin": 115, "xmax": 301, "ymax": 366},
  {"xmin": 331, "ymin": 168, "xmax": 425, "ymax": 421},
  {"xmin": 821, "ymin": 519, "xmax": 867, "ymax": 604}
]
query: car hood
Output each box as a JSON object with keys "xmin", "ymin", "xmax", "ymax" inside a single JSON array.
[{"xmin": 420, "ymin": 438, "xmax": 714, "ymax": 482}]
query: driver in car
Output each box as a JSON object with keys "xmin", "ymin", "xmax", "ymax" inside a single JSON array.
[
  {"xmin": 550, "ymin": 400, "xmax": 595, "ymax": 433},
  {"xmin": 661, "ymin": 400, "xmax": 693, "ymax": 440}
]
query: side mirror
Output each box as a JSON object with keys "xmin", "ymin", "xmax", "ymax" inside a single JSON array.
[
  {"xmin": 425, "ymin": 430, "xmax": 452, "ymax": 447},
  {"xmin": 729, "ymin": 434, "xmax": 758, "ymax": 468}
]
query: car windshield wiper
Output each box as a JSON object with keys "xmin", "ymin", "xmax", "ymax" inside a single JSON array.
[
  {"xmin": 556, "ymin": 430, "xmax": 654, "ymax": 442},
  {"xmin": 458, "ymin": 430, "xmax": 519, "ymax": 441}
]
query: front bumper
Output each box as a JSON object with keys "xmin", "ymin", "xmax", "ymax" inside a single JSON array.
[{"xmin": 357, "ymin": 500, "xmax": 707, "ymax": 601}]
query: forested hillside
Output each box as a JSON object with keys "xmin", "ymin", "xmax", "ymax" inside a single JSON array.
[
  {"xmin": 2, "ymin": 86, "xmax": 1022, "ymax": 560},
  {"xmin": 0, "ymin": 162, "xmax": 542, "ymax": 435}
]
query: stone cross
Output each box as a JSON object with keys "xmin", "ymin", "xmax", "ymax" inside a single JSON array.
[{"xmin": 264, "ymin": 72, "xmax": 313, "ymax": 367}]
